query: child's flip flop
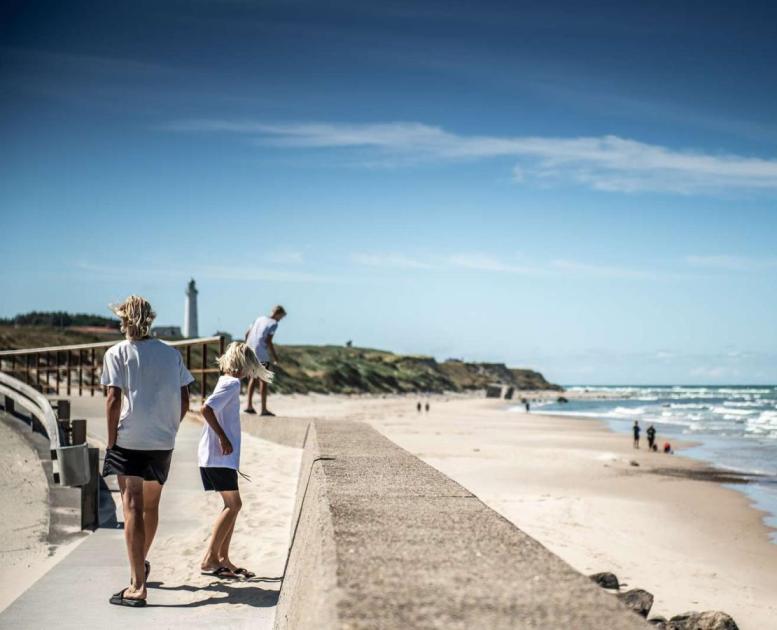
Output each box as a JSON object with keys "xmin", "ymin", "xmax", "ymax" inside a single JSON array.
[
  {"xmin": 234, "ymin": 568, "xmax": 255, "ymax": 578},
  {"xmin": 109, "ymin": 588, "xmax": 146, "ymax": 608}
]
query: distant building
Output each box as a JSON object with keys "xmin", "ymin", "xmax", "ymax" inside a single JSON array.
[
  {"xmin": 152, "ymin": 326, "xmax": 182, "ymax": 339},
  {"xmin": 184, "ymin": 278, "xmax": 198, "ymax": 338}
]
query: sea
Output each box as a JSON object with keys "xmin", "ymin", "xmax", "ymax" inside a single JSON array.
[{"xmin": 526, "ymin": 385, "xmax": 777, "ymax": 543}]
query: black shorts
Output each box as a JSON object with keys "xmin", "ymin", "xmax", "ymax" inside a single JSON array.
[
  {"xmin": 103, "ymin": 445, "xmax": 173, "ymax": 485},
  {"xmin": 200, "ymin": 467, "xmax": 238, "ymax": 492}
]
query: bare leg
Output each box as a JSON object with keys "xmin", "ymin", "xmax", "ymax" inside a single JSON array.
[
  {"xmin": 118, "ymin": 476, "xmax": 147, "ymax": 600},
  {"xmin": 245, "ymin": 378, "xmax": 256, "ymax": 411},
  {"xmin": 260, "ymin": 380, "xmax": 269, "ymax": 414},
  {"xmin": 218, "ymin": 516, "xmax": 237, "ymax": 571},
  {"xmin": 142, "ymin": 480, "xmax": 163, "ymax": 557},
  {"xmin": 201, "ymin": 491, "xmax": 242, "ymax": 571}
]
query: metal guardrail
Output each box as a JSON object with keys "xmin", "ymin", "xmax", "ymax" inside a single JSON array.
[
  {"xmin": 0, "ymin": 335, "xmax": 225, "ymax": 400},
  {"xmin": 0, "ymin": 371, "xmax": 92, "ymax": 486}
]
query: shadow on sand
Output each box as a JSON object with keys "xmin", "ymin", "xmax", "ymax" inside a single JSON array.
[{"xmin": 144, "ymin": 580, "xmax": 281, "ymax": 608}]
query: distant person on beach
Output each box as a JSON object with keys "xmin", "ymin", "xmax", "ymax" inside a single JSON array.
[
  {"xmin": 664, "ymin": 441, "xmax": 673, "ymax": 454},
  {"xmin": 199, "ymin": 342, "xmax": 273, "ymax": 578},
  {"xmin": 525, "ymin": 401, "xmax": 531, "ymax": 413},
  {"xmin": 244, "ymin": 305, "xmax": 286, "ymax": 416},
  {"xmin": 101, "ymin": 296, "xmax": 194, "ymax": 607},
  {"xmin": 633, "ymin": 420, "xmax": 641, "ymax": 448},
  {"xmin": 647, "ymin": 424, "xmax": 656, "ymax": 450},
  {"xmin": 425, "ymin": 402, "xmax": 430, "ymax": 413},
  {"xmin": 417, "ymin": 401, "xmax": 422, "ymax": 413}
]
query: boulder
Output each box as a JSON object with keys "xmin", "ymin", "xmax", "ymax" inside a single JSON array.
[
  {"xmin": 668, "ymin": 611, "xmax": 739, "ymax": 630},
  {"xmin": 648, "ymin": 616, "xmax": 667, "ymax": 628},
  {"xmin": 618, "ymin": 588, "xmax": 654, "ymax": 618},
  {"xmin": 589, "ymin": 571, "xmax": 620, "ymax": 590}
]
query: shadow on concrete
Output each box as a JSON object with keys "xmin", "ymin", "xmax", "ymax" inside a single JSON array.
[
  {"xmin": 98, "ymin": 476, "xmax": 120, "ymax": 528},
  {"xmin": 145, "ymin": 581, "xmax": 280, "ymax": 608}
]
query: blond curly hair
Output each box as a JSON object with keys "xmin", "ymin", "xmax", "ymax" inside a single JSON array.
[
  {"xmin": 110, "ymin": 295, "xmax": 156, "ymax": 340},
  {"xmin": 217, "ymin": 341, "xmax": 274, "ymax": 382}
]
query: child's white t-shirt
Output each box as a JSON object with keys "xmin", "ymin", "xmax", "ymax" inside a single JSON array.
[
  {"xmin": 100, "ymin": 338, "xmax": 194, "ymax": 450},
  {"xmin": 198, "ymin": 375, "xmax": 242, "ymax": 470}
]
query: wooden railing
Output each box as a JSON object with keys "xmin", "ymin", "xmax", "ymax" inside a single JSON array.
[{"xmin": 0, "ymin": 336, "xmax": 225, "ymax": 399}]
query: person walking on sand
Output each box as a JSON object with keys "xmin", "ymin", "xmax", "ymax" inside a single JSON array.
[
  {"xmin": 647, "ymin": 424, "xmax": 656, "ymax": 450},
  {"xmin": 101, "ymin": 296, "xmax": 194, "ymax": 608},
  {"xmin": 633, "ymin": 420, "xmax": 641, "ymax": 449},
  {"xmin": 417, "ymin": 401, "xmax": 422, "ymax": 413},
  {"xmin": 244, "ymin": 305, "xmax": 286, "ymax": 416},
  {"xmin": 199, "ymin": 342, "xmax": 274, "ymax": 578}
]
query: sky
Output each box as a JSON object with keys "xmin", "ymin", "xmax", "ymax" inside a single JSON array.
[{"xmin": 1, "ymin": 0, "xmax": 776, "ymax": 385}]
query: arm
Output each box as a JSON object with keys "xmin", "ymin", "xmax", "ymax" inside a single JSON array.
[
  {"xmin": 106, "ymin": 386, "xmax": 122, "ymax": 449},
  {"xmin": 201, "ymin": 404, "xmax": 233, "ymax": 455},
  {"xmin": 180, "ymin": 385, "xmax": 190, "ymax": 420},
  {"xmin": 267, "ymin": 335, "xmax": 279, "ymax": 364}
]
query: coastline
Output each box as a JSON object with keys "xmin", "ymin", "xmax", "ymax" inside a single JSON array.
[{"xmin": 357, "ymin": 394, "xmax": 777, "ymax": 628}]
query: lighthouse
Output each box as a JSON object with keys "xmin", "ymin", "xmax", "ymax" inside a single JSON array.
[{"xmin": 184, "ymin": 278, "xmax": 198, "ymax": 338}]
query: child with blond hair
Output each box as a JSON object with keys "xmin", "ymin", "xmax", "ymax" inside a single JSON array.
[{"xmin": 199, "ymin": 341, "xmax": 273, "ymax": 578}]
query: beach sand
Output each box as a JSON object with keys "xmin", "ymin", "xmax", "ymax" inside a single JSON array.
[
  {"xmin": 0, "ymin": 414, "xmax": 86, "ymax": 613},
  {"xmin": 263, "ymin": 392, "xmax": 777, "ymax": 628},
  {"xmin": 3, "ymin": 391, "xmax": 777, "ymax": 627}
]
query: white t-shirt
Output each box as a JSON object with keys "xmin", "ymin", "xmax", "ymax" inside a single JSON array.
[
  {"xmin": 246, "ymin": 315, "xmax": 278, "ymax": 362},
  {"xmin": 101, "ymin": 339, "xmax": 194, "ymax": 450},
  {"xmin": 198, "ymin": 375, "xmax": 241, "ymax": 469}
]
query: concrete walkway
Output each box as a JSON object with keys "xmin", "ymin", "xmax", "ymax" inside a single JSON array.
[{"xmin": 0, "ymin": 396, "xmax": 297, "ymax": 630}]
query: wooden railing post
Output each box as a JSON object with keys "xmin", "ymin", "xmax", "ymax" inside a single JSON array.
[
  {"xmin": 90, "ymin": 348, "xmax": 96, "ymax": 396},
  {"xmin": 201, "ymin": 342, "xmax": 208, "ymax": 400},
  {"xmin": 78, "ymin": 350, "xmax": 83, "ymax": 396},
  {"xmin": 66, "ymin": 350, "xmax": 72, "ymax": 396}
]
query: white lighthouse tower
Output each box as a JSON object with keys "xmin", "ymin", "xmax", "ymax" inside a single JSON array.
[{"xmin": 184, "ymin": 278, "xmax": 198, "ymax": 338}]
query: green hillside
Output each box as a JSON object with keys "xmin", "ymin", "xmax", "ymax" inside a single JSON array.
[{"xmin": 0, "ymin": 325, "xmax": 562, "ymax": 394}]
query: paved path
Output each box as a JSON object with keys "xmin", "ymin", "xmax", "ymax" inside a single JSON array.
[{"xmin": 0, "ymin": 396, "xmax": 299, "ymax": 630}]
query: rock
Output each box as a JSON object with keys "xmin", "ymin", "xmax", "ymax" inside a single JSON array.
[
  {"xmin": 630, "ymin": 460, "xmax": 640, "ymax": 467},
  {"xmin": 648, "ymin": 616, "xmax": 667, "ymax": 628},
  {"xmin": 668, "ymin": 611, "xmax": 739, "ymax": 630},
  {"xmin": 557, "ymin": 396, "xmax": 569, "ymax": 403},
  {"xmin": 617, "ymin": 588, "xmax": 654, "ymax": 618},
  {"xmin": 589, "ymin": 571, "xmax": 620, "ymax": 590}
]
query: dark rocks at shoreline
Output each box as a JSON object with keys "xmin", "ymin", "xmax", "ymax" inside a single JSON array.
[
  {"xmin": 617, "ymin": 588, "xmax": 654, "ymax": 618},
  {"xmin": 666, "ymin": 611, "xmax": 740, "ymax": 630},
  {"xmin": 589, "ymin": 571, "xmax": 620, "ymax": 590},
  {"xmin": 589, "ymin": 571, "xmax": 739, "ymax": 629}
]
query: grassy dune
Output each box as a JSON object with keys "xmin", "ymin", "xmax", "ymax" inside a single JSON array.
[{"xmin": 0, "ymin": 326, "xmax": 562, "ymax": 394}]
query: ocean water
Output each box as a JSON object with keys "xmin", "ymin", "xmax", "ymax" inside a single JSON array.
[{"xmin": 525, "ymin": 386, "xmax": 777, "ymax": 542}]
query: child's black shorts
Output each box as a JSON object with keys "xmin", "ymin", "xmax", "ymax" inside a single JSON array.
[
  {"xmin": 103, "ymin": 445, "xmax": 173, "ymax": 485},
  {"xmin": 200, "ymin": 466, "xmax": 239, "ymax": 492}
]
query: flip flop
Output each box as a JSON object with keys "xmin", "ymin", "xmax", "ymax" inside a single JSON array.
[
  {"xmin": 260, "ymin": 410, "xmax": 275, "ymax": 417},
  {"xmin": 243, "ymin": 408, "xmax": 257, "ymax": 415},
  {"xmin": 201, "ymin": 566, "xmax": 239, "ymax": 578},
  {"xmin": 109, "ymin": 588, "xmax": 146, "ymax": 608},
  {"xmin": 233, "ymin": 568, "xmax": 255, "ymax": 578}
]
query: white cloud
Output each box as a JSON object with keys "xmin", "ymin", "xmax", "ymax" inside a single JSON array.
[
  {"xmin": 351, "ymin": 253, "xmax": 437, "ymax": 269},
  {"xmin": 169, "ymin": 119, "xmax": 777, "ymax": 194},
  {"xmin": 265, "ymin": 250, "xmax": 305, "ymax": 265},
  {"xmin": 446, "ymin": 253, "xmax": 538, "ymax": 274},
  {"xmin": 686, "ymin": 255, "xmax": 777, "ymax": 271},
  {"xmin": 550, "ymin": 259, "xmax": 653, "ymax": 279}
]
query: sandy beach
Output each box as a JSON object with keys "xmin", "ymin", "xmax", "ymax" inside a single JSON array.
[
  {"xmin": 262, "ymin": 392, "xmax": 777, "ymax": 628},
  {"xmin": 3, "ymin": 391, "xmax": 776, "ymax": 627}
]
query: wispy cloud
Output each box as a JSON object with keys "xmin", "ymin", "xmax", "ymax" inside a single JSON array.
[
  {"xmin": 265, "ymin": 250, "xmax": 305, "ymax": 265},
  {"xmin": 351, "ymin": 253, "xmax": 437, "ymax": 269},
  {"xmin": 550, "ymin": 259, "xmax": 654, "ymax": 279},
  {"xmin": 686, "ymin": 255, "xmax": 777, "ymax": 271},
  {"xmin": 74, "ymin": 261, "xmax": 336, "ymax": 284},
  {"xmin": 168, "ymin": 119, "xmax": 777, "ymax": 194},
  {"xmin": 446, "ymin": 253, "xmax": 538, "ymax": 274}
]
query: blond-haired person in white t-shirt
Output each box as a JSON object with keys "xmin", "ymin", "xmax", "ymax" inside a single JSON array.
[
  {"xmin": 199, "ymin": 342, "xmax": 273, "ymax": 578},
  {"xmin": 101, "ymin": 296, "xmax": 194, "ymax": 608}
]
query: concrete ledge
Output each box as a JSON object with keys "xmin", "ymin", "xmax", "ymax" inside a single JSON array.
[{"xmin": 275, "ymin": 420, "xmax": 648, "ymax": 629}]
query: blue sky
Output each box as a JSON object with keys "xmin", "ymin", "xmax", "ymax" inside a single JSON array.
[{"xmin": 1, "ymin": 1, "xmax": 776, "ymax": 384}]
